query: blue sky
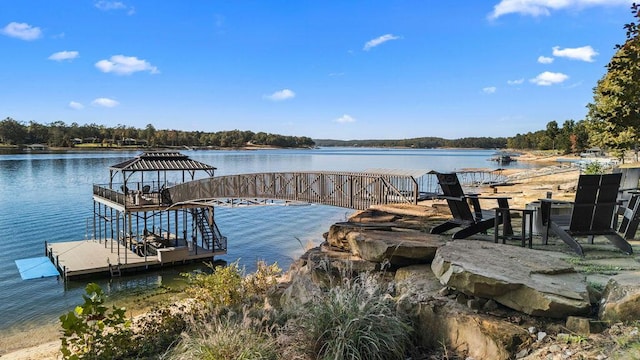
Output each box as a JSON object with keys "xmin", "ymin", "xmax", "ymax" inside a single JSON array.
[{"xmin": 0, "ymin": 0, "xmax": 635, "ymax": 140}]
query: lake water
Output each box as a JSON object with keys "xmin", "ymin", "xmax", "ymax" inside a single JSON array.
[{"xmin": 0, "ymin": 148, "xmax": 540, "ymax": 334}]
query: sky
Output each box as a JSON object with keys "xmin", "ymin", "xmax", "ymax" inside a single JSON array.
[{"xmin": 0, "ymin": 0, "xmax": 637, "ymax": 140}]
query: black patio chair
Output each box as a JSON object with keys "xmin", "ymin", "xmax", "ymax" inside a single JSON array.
[
  {"xmin": 430, "ymin": 172, "xmax": 512, "ymax": 239},
  {"xmin": 540, "ymin": 173, "xmax": 633, "ymax": 256}
]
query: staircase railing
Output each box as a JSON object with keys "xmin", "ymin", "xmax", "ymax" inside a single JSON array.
[{"xmin": 191, "ymin": 208, "xmax": 227, "ymax": 252}]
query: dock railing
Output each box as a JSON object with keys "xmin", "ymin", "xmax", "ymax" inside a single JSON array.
[
  {"xmin": 93, "ymin": 184, "xmax": 127, "ymax": 205},
  {"xmin": 93, "ymin": 182, "xmax": 174, "ymax": 207}
]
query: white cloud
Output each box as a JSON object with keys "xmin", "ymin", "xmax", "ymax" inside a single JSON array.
[
  {"xmin": 483, "ymin": 86, "xmax": 497, "ymax": 94},
  {"xmin": 1, "ymin": 22, "xmax": 42, "ymax": 41},
  {"xmin": 363, "ymin": 34, "xmax": 400, "ymax": 51},
  {"xmin": 264, "ymin": 89, "xmax": 296, "ymax": 101},
  {"xmin": 334, "ymin": 114, "xmax": 356, "ymax": 123},
  {"xmin": 538, "ymin": 55, "xmax": 554, "ymax": 64},
  {"xmin": 95, "ymin": 55, "xmax": 159, "ymax": 75},
  {"xmin": 94, "ymin": 1, "xmax": 134, "ymax": 14},
  {"xmin": 68, "ymin": 101, "xmax": 84, "ymax": 110},
  {"xmin": 552, "ymin": 45, "xmax": 598, "ymax": 62},
  {"xmin": 507, "ymin": 78, "xmax": 524, "ymax": 85},
  {"xmin": 489, "ymin": 0, "xmax": 633, "ymax": 19},
  {"xmin": 91, "ymin": 98, "xmax": 119, "ymax": 107},
  {"xmin": 530, "ymin": 71, "xmax": 569, "ymax": 86},
  {"xmin": 49, "ymin": 51, "xmax": 79, "ymax": 61}
]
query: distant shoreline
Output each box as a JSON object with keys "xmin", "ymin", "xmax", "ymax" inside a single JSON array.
[{"xmin": 0, "ymin": 144, "xmax": 299, "ymax": 154}]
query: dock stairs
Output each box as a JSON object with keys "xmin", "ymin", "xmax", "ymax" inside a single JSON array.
[{"xmin": 191, "ymin": 208, "xmax": 227, "ymax": 252}]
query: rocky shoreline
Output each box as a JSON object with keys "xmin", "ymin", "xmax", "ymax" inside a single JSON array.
[
  {"xmin": 4, "ymin": 159, "xmax": 640, "ymax": 359},
  {"xmin": 289, "ymin": 201, "xmax": 640, "ymax": 359}
]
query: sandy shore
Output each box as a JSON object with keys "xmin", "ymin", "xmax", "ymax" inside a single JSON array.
[
  {"xmin": 0, "ymin": 153, "xmax": 618, "ymax": 359},
  {"xmin": 1, "ymin": 341, "xmax": 60, "ymax": 360}
]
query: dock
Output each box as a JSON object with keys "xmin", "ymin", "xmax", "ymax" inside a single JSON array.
[
  {"xmin": 42, "ymin": 151, "xmax": 504, "ymax": 281},
  {"xmin": 46, "ymin": 238, "xmax": 225, "ymax": 279}
]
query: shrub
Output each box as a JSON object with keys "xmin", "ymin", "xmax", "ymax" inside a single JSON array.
[
  {"xmin": 584, "ymin": 161, "xmax": 605, "ymax": 174},
  {"xmin": 59, "ymin": 283, "xmax": 133, "ymax": 360},
  {"xmin": 130, "ymin": 304, "xmax": 189, "ymax": 357},
  {"xmin": 183, "ymin": 260, "xmax": 281, "ymax": 310},
  {"xmin": 183, "ymin": 261, "xmax": 244, "ymax": 307}
]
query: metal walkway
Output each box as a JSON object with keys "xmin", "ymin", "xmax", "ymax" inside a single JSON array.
[{"xmin": 164, "ymin": 171, "xmax": 430, "ymax": 210}]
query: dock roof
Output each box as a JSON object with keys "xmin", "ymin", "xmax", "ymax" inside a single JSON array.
[{"xmin": 110, "ymin": 151, "xmax": 216, "ymax": 173}]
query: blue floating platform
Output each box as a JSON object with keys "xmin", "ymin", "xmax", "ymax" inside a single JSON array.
[{"xmin": 15, "ymin": 257, "xmax": 60, "ymax": 280}]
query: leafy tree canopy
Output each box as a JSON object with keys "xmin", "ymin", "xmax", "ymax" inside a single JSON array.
[{"xmin": 586, "ymin": 3, "xmax": 640, "ymax": 158}]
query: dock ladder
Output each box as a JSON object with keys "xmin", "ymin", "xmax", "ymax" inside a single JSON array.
[{"xmin": 108, "ymin": 260, "xmax": 122, "ymax": 277}]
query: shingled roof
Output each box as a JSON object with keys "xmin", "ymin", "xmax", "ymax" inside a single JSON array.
[{"xmin": 110, "ymin": 151, "xmax": 216, "ymax": 174}]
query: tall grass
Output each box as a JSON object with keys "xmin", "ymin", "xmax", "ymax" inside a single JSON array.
[
  {"xmin": 167, "ymin": 314, "xmax": 278, "ymax": 360},
  {"xmin": 60, "ymin": 260, "xmax": 415, "ymax": 359},
  {"xmin": 294, "ymin": 273, "xmax": 412, "ymax": 360}
]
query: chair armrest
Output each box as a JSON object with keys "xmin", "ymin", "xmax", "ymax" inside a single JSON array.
[
  {"xmin": 475, "ymin": 196, "xmax": 512, "ymax": 200},
  {"xmin": 619, "ymin": 187, "xmax": 640, "ymax": 192},
  {"xmin": 495, "ymin": 207, "xmax": 531, "ymax": 212},
  {"xmin": 435, "ymin": 195, "xmax": 465, "ymax": 202},
  {"xmin": 538, "ymin": 198, "xmax": 574, "ymax": 226},
  {"xmin": 539, "ymin": 198, "xmax": 573, "ymax": 205}
]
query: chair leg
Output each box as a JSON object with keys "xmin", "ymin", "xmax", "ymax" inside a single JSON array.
[
  {"xmin": 431, "ymin": 221, "xmax": 458, "ymax": 234},
  {"xmin": 452, "ymin": 219, "xmax": 495, "ymax": 239},
  {"xmin": 603, "ymin": 234, "xmax": 634, "ymax": 255},
  {"xmin": 549, "ymin": 222, "xmax": 584, "ymax": 256}
]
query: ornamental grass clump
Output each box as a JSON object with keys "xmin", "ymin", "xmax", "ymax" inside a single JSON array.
[
  {"xmin": 296, "ymin": 273, "xmax": 412, "ymax": 360},
  {"xmin": 167, "ymin": 314, "xmax": 278, "ymax": 360}
]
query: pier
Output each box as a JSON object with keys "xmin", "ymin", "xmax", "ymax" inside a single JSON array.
[{"xmin": 46, "ymin": 151, "xmax": 505, "ymax": 280}]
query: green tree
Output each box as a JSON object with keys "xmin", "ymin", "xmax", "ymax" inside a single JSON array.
[
  {"xmin": 27, "ymin": 120, "xmax": 48, "ymax": 144},
  {"xmin": 586, "ymin": 3, "xmax": 640, "ymax": 160},
  {"xmin": 0, "ymin": 117, "xmax": 28, "ymax": 145},
  {"xmin": 546, "ymin": 120, "xmax": 560, "ymax": 150}
]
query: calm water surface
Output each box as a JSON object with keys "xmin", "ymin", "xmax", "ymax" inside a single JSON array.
[{"xmin": 0, "ymin": 148, "xmax": 540, "ymax": 332}]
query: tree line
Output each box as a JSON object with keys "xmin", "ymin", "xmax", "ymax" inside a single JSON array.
[
  {"xmin": 0, "ymin": 117, "xmax": 596, "ymax": 153},
  {"xmin": 0, "ymin": 119, "xmax": 315, "ymax": 149},
  {"xmin": 314, "ymin": 137, "xmax": 508, "ymax": 149}
]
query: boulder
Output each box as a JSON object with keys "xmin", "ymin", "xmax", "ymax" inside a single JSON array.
[
  {"xmin": 394, "ymin": 264, "xmax": 443, "ymax": 300},
  {"xmin": 325, "ymin": 222, "xmax": 394, "ymax": 250},
  {"xmin": 431, "ymin": 241, "xmax": 590, "ymax": 318},
  {"xmin": 599, "ymin": 272, "xmax": 640, "ymax": 323},
  {"xmin": 346, "ymin": 231, "xmax": 446, "ymax": 266},
  {"xmin": 394, "ymin": 264, "xmax": 532, "ymax": 360},
  {"xmin": 415, "ymin": 301, "xmax": 532, "ymax": 360},
  {"xmin": 349, "ymin": 209, "xmax": 400, "ymax": 223}
]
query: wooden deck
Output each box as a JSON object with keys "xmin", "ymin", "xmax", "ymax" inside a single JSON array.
[{"xmin": 46, "ymin": 239, "xmax": 225, "ymax": 279}]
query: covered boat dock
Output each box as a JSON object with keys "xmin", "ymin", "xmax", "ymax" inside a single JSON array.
[{"xmin": 46, "ymin": 151, "xmax": 228, "ymax": 279}]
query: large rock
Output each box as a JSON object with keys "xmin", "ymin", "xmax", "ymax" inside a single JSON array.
[
  {"xmin": 431, "ymin": 241, "xmax": 590, "ymax": 318},
  {"xmin": 415, "ymin": 300, "xmax": 532, "ymax": 360},
  {"xmin": 325, "ymin": 222, "xmax": 394, "ymax": 251},
  {"xmin": 599, "ymin": 272, "xmax": 640, "ymax": 323},
  {"xmin": 346, "ymin": 231, "xmax": 446, "ymax": 266},
  {"xmin": 394, "ymin": 265, "xmax": 531, "ymax": 360},
  {"xmin": 394, "ymin": 264, "xmax": 444, "ymax": 301}
]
